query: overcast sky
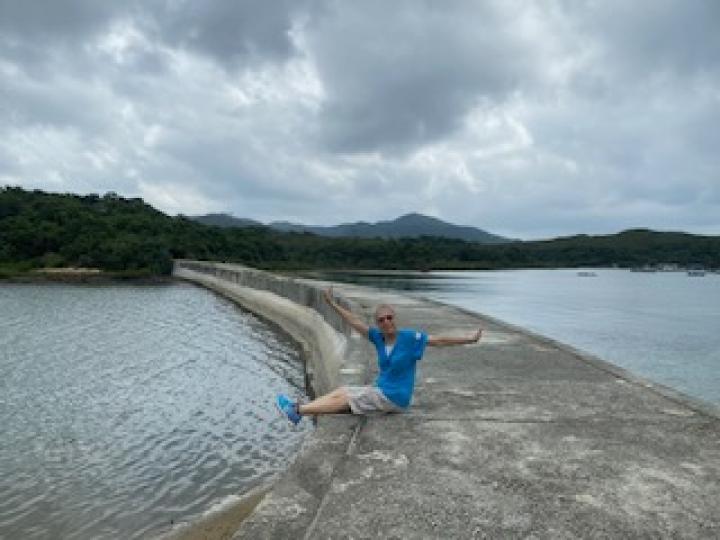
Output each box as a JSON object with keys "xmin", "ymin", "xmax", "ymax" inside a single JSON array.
[{"xmin": 1, "ymin": 1, "xmax": 718, "ymax": 239}]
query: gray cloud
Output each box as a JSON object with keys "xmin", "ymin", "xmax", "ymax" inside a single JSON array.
[
  {"xmin": 1, "ymin": 0, "xmax": 718, "ymax": 238},
  {"xmin": 0, "ymin": 0, "xmax": 312, "ymax": 74},
  {"xmin": 0, "ymin": 0, "xmax": 119, "ymax": 40},
  {"xmin": 569, "ymin": 1, "xmax": 720, "ymax": 77},
  {"xmin": 0, "ymin": 0, "xmax": 121, "ymax": 77},
  {"xmin": 146, "ymin": 0, "xmax": 308, "ymax": 68},
  {"xmin": 307, "ymin": 1, "xmax": 543, "ymax": 154}
]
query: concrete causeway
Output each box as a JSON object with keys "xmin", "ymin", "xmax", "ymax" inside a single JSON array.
[{"xmin": 173, "ymin": 262, "xmax": 720, "ymax": 539}]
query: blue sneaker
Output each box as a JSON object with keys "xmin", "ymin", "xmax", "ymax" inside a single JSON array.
[{"xmin": 276, "ymin": 394, "xmax": 301, "ymax": 425}]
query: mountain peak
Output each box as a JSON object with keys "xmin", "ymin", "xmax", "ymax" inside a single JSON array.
[
  {"xmin": 280, "ymin": 213, "xmax": 508, "ymax": 243},
  {"xmin": 394, "ymin": 212, "xmax": 433, "ymax": 220},
  {"xmin": 191, "ymin": 212, "xmax": 510, "ymax": 243}
]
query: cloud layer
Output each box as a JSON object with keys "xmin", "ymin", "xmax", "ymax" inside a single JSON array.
[{"xmin": 1, "ymin": 0, "xmax": 718, "ymax": 239}]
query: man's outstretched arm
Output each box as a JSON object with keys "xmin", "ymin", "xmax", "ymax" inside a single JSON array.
[
  {"xmin": 324, "ymin": 286, "xmax": 370, "ymax": 337},
  {"xmin": 428, "ymin": 328, "xmax": 482, "ymax": 346}
]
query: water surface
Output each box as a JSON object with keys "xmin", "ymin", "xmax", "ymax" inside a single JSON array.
[{"xmin": 0, "ymin": 282, "xmax": 309, "ymax": 539}]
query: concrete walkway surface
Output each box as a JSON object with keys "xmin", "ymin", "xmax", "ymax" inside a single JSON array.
[
  {"xmin": 233, "ymin": 280, "xmax": 720, "ymax": 539},
  {"xmin": 171, "ymin": 264, "xmax": 720, "ymax": 539}
]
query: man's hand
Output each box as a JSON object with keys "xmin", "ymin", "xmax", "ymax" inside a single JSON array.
[
  {"xmin": 471, "ymin": 328, "xmax": 483, "ymax": 343},
  {"xmin": 323, "ymin": 286, "xmax": 370, "ymax": 337},
  {"xmin": 324, "ymin": 286, "xmax": 335, "ymax": 306},
  {"xmin": 428, "ymin": 327, "xmax": 483, "ymax": 347}
]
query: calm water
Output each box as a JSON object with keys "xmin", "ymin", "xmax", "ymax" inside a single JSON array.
[
  {"xmin": 0, "ymin": 283, "xmax": 309, "ymax": 540},
  {"xmin": 311, "ymin": 269, "xmax": 720, "ymax": 406}
]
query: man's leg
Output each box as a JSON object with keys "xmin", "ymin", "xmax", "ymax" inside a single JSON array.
[{"xmin": 298, "ymin": 387, "xmax": 351, "ymax": 416}]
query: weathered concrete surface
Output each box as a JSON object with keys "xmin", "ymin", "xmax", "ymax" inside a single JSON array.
[{"xmin": 175, "ymin": 262, "xmax": 720, "ymax": 539}]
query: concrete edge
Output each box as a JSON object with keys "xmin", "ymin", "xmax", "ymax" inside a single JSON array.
[{"xmin": 159, "ymin": 482, "xmax": 273, "ymax": 540}]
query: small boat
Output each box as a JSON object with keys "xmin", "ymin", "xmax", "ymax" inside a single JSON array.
[
  {"xmin": 687, "ymin": 270, "xmax": 706, "ymax": 277},
  {"xmin": 577, "ymin": 271, "xmax": 597, "ymax": 277}
]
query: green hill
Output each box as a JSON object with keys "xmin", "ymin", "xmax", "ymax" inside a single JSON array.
[{"xmin": 1, "ymin": 186, "xmax": 718, "ymax": 277}]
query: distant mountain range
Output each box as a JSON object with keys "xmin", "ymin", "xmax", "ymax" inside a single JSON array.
[
  {"xmin": 192, "ymin": 212, "xmax": 511, "ymax": 244},
  {"xmin": 191, "ymin": 213, "xmax": 263, "ymax": 229}
]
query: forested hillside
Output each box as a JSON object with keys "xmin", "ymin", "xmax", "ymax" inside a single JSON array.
[{"xmin": 1, "ymin": 186, "xmax": 718, "ymax": 277}]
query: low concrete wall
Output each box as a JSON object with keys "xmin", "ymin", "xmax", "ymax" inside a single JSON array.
[{"xmin": 173, "ymin": 259, "xmax": 364, "ymax": 396}]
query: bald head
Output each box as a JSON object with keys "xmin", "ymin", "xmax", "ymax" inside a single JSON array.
[
  {"xmin": 374, "ymin": 304, "xmax": 395, "ymax": 320},
  {"xmin": 374, "ymin": 304, "xmax": 397, "ymax": 336}
]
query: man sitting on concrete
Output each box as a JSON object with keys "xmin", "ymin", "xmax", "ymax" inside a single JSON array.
[{"xmin": 276, "ymin": 286, "xmax": 482, "ymax": 424}]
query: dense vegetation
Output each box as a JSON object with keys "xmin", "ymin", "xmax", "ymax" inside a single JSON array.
[{"xmin": 1, "ymin": 186, "xmax": 718, "ymax": 277}]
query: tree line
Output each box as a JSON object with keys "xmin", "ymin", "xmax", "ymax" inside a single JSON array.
[{"xmin": 1, "ymin": 186, "xmax": 718, "ymax": 277}]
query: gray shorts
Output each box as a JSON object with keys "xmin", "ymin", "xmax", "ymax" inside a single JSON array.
[{"xmin": 345, "ymin": 386, "xmax": 404, "ymax": 415}]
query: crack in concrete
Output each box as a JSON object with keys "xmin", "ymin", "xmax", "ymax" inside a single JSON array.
[
  {"xmin": 386, "ymin": 415, "xmax": 716, "ymax": 425},
  {"xmin": 301, "ymin": 417, "xmax": 367, "ymax": 540}
]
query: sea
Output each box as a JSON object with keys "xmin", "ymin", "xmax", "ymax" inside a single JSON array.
[{"xmin": 0, "ymin": 282, "xmax": 309, "ymax": 540}]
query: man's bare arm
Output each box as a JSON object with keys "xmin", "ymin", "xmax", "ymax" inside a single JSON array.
[
  {"xmin": 427, "ymin": 328, "xmax": 482, "ymax": 347},
  {"xmin": 324, "ymin": 287, "xmax": 370, "ymax": 337}
]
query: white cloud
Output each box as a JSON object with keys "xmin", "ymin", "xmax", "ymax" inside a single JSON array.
[{"xmin": 138, "ymin": 180, "xmax": 221, "ymax": 216}]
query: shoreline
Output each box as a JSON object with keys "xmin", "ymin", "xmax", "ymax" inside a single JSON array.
[{"xmin": 0, "ymin": 272, "xmax": 175, "ymax": 285}]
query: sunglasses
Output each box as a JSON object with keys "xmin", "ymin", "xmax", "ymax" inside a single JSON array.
[{"xmin": 376, "ymin": 314, "xmax": 394, "ymax": 324}]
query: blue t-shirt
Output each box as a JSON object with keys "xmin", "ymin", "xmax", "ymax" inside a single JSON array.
[{"xmin": 368, "ymin": 327, "xmax": 429, "ymax": 408}]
